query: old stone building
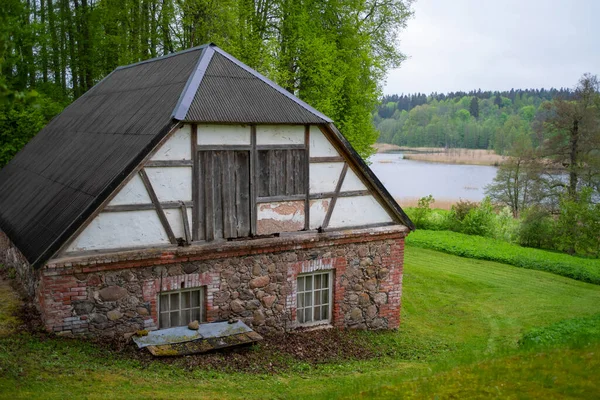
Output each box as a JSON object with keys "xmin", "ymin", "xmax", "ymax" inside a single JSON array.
[{"xmin": 0, "ymin": 44, "xmax": 414, "ymax": 339}]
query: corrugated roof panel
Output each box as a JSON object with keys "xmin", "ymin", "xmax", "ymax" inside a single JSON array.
[{"xmin": 185, "ymin": 52, "xmax": 328, "ymax": 124}]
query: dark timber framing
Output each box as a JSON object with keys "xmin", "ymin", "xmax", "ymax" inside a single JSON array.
[
  {"xmin": 309, "ymin": 156, "xmax": 344, "ymax": 163},
  {"xmin": 103, "ymin": 201, "xmax": 193, "ymax": 212},
  {"xmin": 179, "ymin": 201, "xmax": 192, "ymax": 244},
  {"xmin": 304, "ymin": 125, "xmax": 310, "ymax": 230},
  {"xmin": 139, "ymin": 169, "xmax": 177, "ymax": 244},
  {"xmin": 250, "ymin": 125, "xmax": 258, "ymax": 236},
  {"xmin": 322, "ymin": 163, "xmax": 348, "ymax": 229},
  {"xmin": 145, "ymin": 160, "xmax": 193, "ymax": 167},
  {"xmin": 191, "ymin": 124, "xmax": 199, "ymax": 241}
]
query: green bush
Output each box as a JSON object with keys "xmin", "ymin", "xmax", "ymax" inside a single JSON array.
[
  {"xmin": 406, "ymin": 230, "xmax": 600, "ymax": 285},
  {"xmin": 446, "ymin": 197, "xmax": 496, "ymax": 237},
  {"xmin": 519, "ymin": 206, "xmax": 555, "ymax": 249},
  {"xmin": 494, "ymin": 206, "xmax": 520, "ymax": 243}
]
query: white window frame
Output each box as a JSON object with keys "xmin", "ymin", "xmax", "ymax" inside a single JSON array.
[
  {"xmin": 158, "ymin": 287, "xmax": 205, "ymax": 329},
  {"xmin": 296, "ymin": 270, "xmax": 333, "ymax": 327}
]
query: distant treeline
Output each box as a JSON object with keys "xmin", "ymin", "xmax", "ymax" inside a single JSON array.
[{"xmin": 374, "ymin": 88, "xmax": 575, "ymax": 154}]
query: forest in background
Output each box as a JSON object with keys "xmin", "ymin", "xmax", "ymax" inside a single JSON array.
[
  {"xmin": 374, "ymin": 88, "xmax": 575, "ymax": 154},
  {"xmin": 0, "ymin": 0, "xmax": 413, "ymax": 166}
]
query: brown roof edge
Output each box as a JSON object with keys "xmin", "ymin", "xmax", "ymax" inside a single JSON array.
[{"xmin": 323, "ymin": 123, "xmax": 415, "ymax": 231}]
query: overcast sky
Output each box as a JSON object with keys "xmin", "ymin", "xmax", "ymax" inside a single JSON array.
[{"xmin": 384, "ymin": 0, "xmax": 600, "ymax": 95}]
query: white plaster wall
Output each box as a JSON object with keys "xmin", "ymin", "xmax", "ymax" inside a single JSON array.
[
  {"xmin": 108, "ymin": 174, "xmax": 152, "ymax": 206},
  {"xmin": 309, "ymin": 126, "xmax": 339, "ymax": 157},
  {"xmin": 145, "ymin": 167, "xmax": 192, "ymax": 202},
  {"xmin": 309, "ymin": 162, "xmax": 344, "ymax": 193},
  {"xmin": 197, "ymin": 124, "xmax": 251, "ymax": 145},
  {"xmin": 327, "ymin": 195, "xmax": 393, "ymax": 228},
  {"xmin": 256, "ymin": 125, "xmax": 304, "ymax": 145},
  {"xmin": 309, "ymin": 199, "xmax": 331, "ymax": 230},
  {"xmin": 150, "ymin": 125, "xmax": 192, "ymax": 161},
  {"xmin": 340, "ymin": 168, "xmax": 367, "ymax": 192},
  {"xmin": 65, "ymin": 210, "xmax": 169, "ymax": 252},
  {"xmin": 165, "ymin": 207, "xmax": 194, "ymax": 239}
]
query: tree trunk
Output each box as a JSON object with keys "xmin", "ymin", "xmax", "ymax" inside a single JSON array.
[
  {"xmin": 569, "ymin": 119, "xmax": 579, "ymax": 199},
  {"xmin": 40, "ymin": 0, "xmax": 49, "ymax": 83},
  {"xmin": 48, "ymin": 0, "xmax": 62, "ymax": 88}
]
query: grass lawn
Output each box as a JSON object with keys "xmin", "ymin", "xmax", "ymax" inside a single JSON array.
[{"xmin": 1, "ymin": 245, "xmax": 600, "ymax": 399}]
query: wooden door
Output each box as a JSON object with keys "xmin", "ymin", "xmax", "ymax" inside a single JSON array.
[{"xmin": 197, "ymin": 150, "xmax": 251, "ymax": 241}]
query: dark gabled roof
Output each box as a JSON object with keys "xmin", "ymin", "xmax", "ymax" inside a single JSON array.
[
  {"xmin": 0, "ymin": 44, "xmax": 408, "ymax": 269},
  {"xmin": 178, "ymin": 47, "xmax": 331, "ymax": 124}
]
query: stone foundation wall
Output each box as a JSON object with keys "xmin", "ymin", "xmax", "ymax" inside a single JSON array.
[
  {"xmin": 0, "ymin": 229, "xmax": 39, "ymax": 297},
  {"xmin": 37, "ymin": 227, "xmax": 406, "ymax": 339}
]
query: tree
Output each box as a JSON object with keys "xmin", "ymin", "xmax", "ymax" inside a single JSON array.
[
  {"xmin": 485, "ymin": 135, "xmax": 542, "ymax": 217},
  {"xmin": 468, "ymin": 96, "xmax": 479, "ymax": 118},
  {"xmin": 538, "ymin": 73, "xmax": 600, "ymax": 200}
]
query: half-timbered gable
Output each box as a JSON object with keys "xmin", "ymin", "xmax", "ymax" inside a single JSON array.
[{"xmin": 0, "ymin": 44, "xmax": 413, "ymax": 339}]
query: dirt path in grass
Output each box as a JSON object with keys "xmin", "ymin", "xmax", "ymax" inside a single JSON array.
[{"xmin": 0, "ymin": 277, "xmax": 22, "ymax": 336}]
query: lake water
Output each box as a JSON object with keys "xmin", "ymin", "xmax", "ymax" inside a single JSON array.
[{"xmin": 368, "ymin": 152, "xmax": 498, "ymax": 204}]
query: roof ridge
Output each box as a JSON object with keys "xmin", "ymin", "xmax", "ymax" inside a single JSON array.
[
  {"xmin": 172, "ymin": 46, "xmax": 215, "ymax": 120},
  {"xmin": 116, "ymin": 44, "xmax": 211, "ymax": 72}
]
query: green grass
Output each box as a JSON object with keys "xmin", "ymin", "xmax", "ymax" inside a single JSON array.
[
  {"xmin": 1, "ymin": 246, "xmax": 600, "ymax": 399},
  {"xmin": 407, "ymin": 230, "xmax": 600, "ymax": 284}
]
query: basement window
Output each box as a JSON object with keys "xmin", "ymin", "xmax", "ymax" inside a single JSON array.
[
  {"xmin": 158, "ymin": 287, "xmax": 205, "ymax": 329},
  {"xmin": 297, "ymin": 271, "xmax": 332, "ymax": 325}
]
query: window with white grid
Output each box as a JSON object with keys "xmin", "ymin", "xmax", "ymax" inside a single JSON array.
[
  {"xmin": 158, "ymin": 287, "xmax": 205, "ymax": 329},
  {"xmin": 296, "ymin": 271, "xmax": 332, "ymax": 325}
]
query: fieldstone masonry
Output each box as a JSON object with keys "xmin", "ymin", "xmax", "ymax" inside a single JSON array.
[{"xmin": 1, "ymin": 226, "xmax": 407, "ymax": 338}]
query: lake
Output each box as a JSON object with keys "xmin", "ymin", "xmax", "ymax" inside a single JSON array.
[{"xmin": 368, "ymin": 152, "xmax": 498, "ymax": 206}]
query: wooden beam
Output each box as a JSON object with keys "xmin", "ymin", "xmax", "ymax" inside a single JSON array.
[
  {"xmin": 191, "ymin": 124, "xmax": 199, "ymax": 241},
  {"xmin": 139, "ymin": 169, "xmax": 177, "ymax": 244},
  {"xmin": 309, "ymin": 156, "xmax": 344, "ymax": 163},
  {"xmin": 322, "ymin": 163, "xmax": 348, "ymax": 229},
  {"xmin": 321, "ymin": 222, "xmax": 396, "ymax": 232},
  {"xmin": 250, "ymin": 125, "xmax": 257, "ymax": 235},
  {"xmin": 145, "ymin": 160, "xmax": 193, "ymax": 167},
  {"xmin": 309, "ymin": 190, "xmax": 370, "ymax": 200},
  {"xmin": 103, "ymin": 201, "xmax": 193, "ymax": 212},
  {"xmin": 256, "ymin": 194, "xmax": 306, "ymax": 203},
  {"xmin": 180, "ymin": 201, "xmax": 192, "ymax": 245},
  {"xmin": 256, "ymin": 144, "xmax": 305, "ymax": 150},
  {"xmin": 197, "ymin": 145, "xmax": 251, "ymax": 151},
  {"xmin": 304, "ymin": 125, "xmax": 310, "ymax": 230}
]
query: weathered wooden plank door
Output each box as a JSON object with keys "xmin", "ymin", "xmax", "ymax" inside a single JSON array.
[{"xmin": 197, "ymin": 150, "xmax": 251, "ymax": 241}]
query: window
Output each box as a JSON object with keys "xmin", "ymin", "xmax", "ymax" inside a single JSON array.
[
  {"xmin": 297, "ymin": 271, "xmax": 332, "ymax": 325},
  {"xmin": 158, "ymin": 287, "xmax": 205, "ymax": 329},
  {"xmin": 258, "ymin": 149, "xmax": 307, "ymax": 198}
]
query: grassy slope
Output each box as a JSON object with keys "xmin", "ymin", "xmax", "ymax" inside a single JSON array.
[
  {"xmin": 1, "ymin": 246, "xmax": 600, "ymax": 399},
  {"xmin": 407, "ymin": 230, "xmax": 600, "ymax": 284}
]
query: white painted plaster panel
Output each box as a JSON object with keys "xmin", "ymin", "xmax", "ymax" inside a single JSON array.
[
  {"xmin": 65, "ymin": 210, "xmax": 169, "ymax": 252},
  {"xmin": 340, "ymin": 168, "xmax": 367, "ymax": 192},
  {"xmin": 309, "ymin": 198, "xmax": 331, "ymax": 230},
  {"xmin": 108, "ymin": 174, "xmax": 152, "ymax": 206},
  {"xmin": 150, "ymin": 125, "xmax": 192, "ymax": 160},
  {"xmin": 256, "ymin": 201, "xmax": 305, "ymax": 235},
  {"xmin": 328, "ymin": 195, "xmax": 393, "ymax": 229},
  {"xmin": 309, "ymin": 162, "xmax": 344, "ymax": 193},
  {"xmin": 309, "ymin": 126, "xmax": 339, "ymax": 157},
  {"xmin": 165, "ymin": 208, "xmax": 193, "ymax": 239},
  {"xmin": 197, "ymin": 124, "xmax": 251, "ymax": 145},
  {"xmin": 256, "ymin": 125, "xmax": 305, "ymax": 145},
  {"xmin": 145, "ymin": 167, "xmax": 192, "ymax": 202}
]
